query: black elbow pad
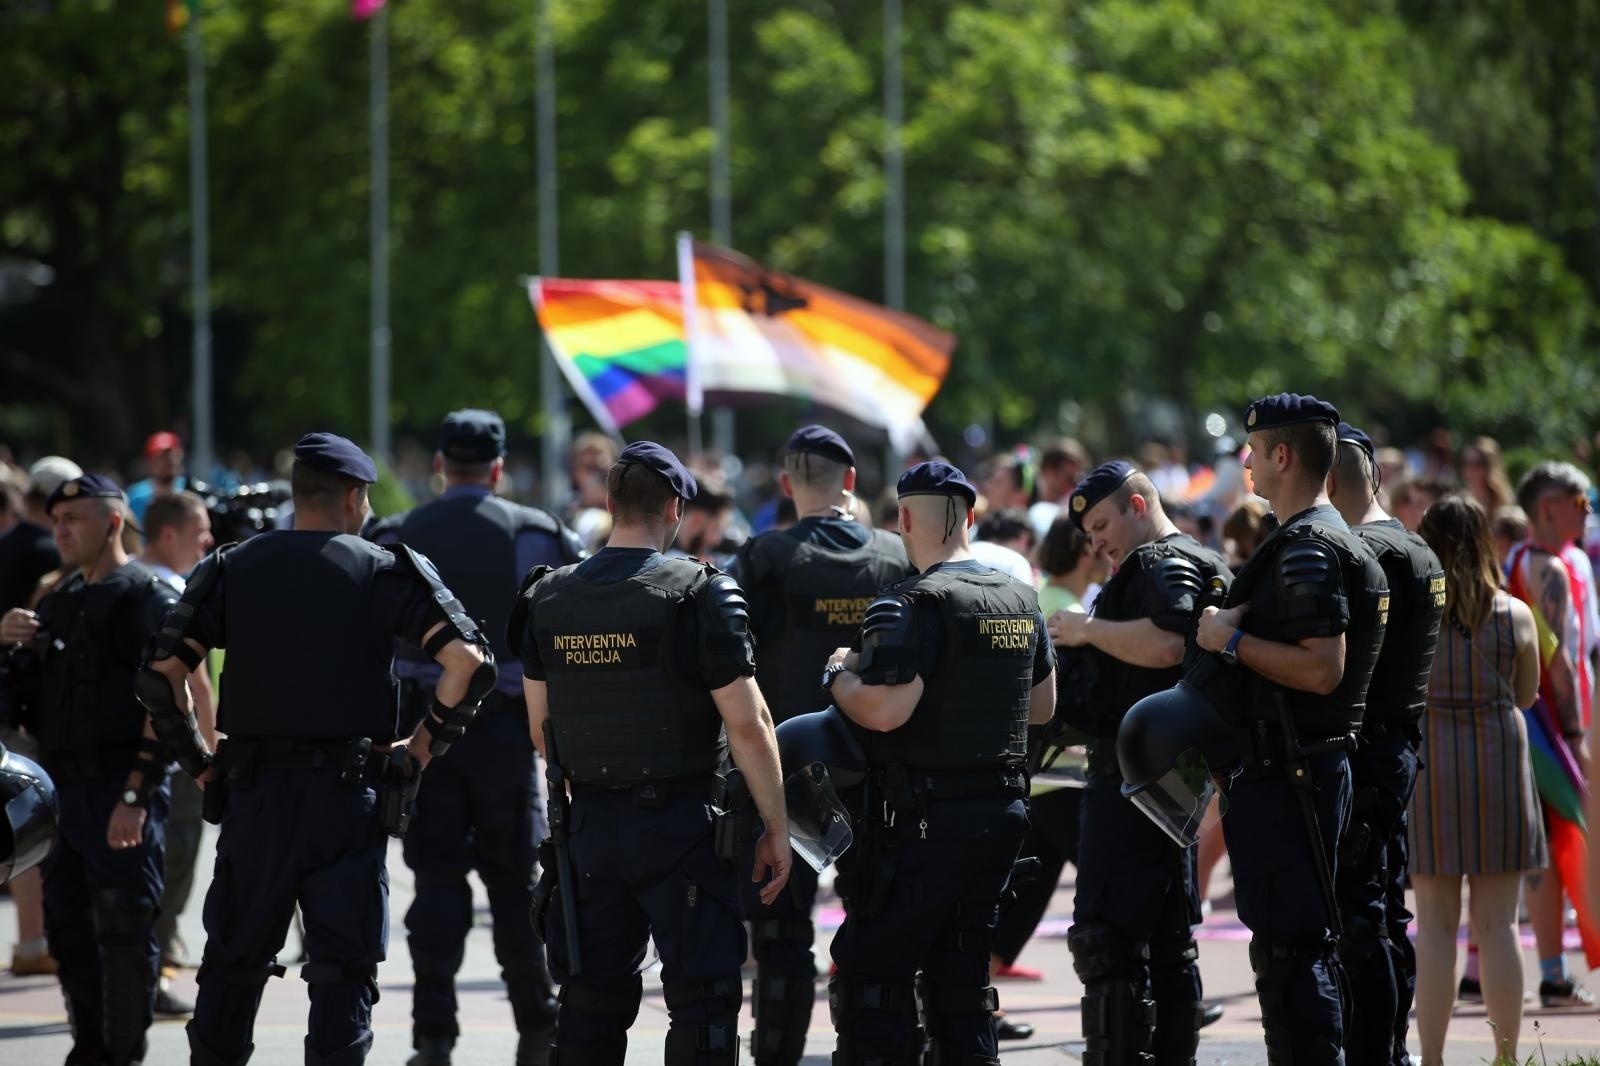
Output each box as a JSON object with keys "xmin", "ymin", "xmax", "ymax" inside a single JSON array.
[
  {"xmin": 857, "ymin": 595, "xmax": 919, "ymax": 685},
  {"xmin": 134, "ymin": 665, "xmax": 211, "ymax": 779}
]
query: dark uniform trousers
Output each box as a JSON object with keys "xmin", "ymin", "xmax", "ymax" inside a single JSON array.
[
  {"xmin": 542, "ymin": 789, "xmax": 746, "ymax": 1065},
  {"xmin": 993, "ymin": 785, "xmax": 1080, "ymax": 966},
  {"xmin": 43, "ymin": 767, "xmax": 170, "ymax": 1066},
  {"xmin": 830, "ymin": 796, "xmax": 1028, "ymax": 1064},
  {"xmin": 740, "ymin": 849, "xmax": 821, "ymax": 1065},
  {"xmin": 158, "ymin": 772, "xmax": 207, "ymax": 962},
  {"xmin": 1223, "ymin": 751, "xmax": 1353, "ymax": 1065},
  {"xmin": 1071, "ymin": 776, "xmax": 1202, "ymax": 1064},
  {"xmin": 403, "ymin": 692, "xmax": 552, "ymax": 1043},
  {"xmin": 187, "ymin": 766, "xmax": 388, "ymax": 1066},
  {"xmin": 1335, "ymin": 734, "xmax": 1417, "ymax": 1066}
]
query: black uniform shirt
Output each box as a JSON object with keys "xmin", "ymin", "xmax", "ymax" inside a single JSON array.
[
  {"xmin": 858, "ymin": 559, "xmax": 1056, "ymax": 685},
  {"xmin": 179, "ymin": 545, "xmax": 442, "ymax": 653},
  {"xmin": 520, "ymin": 547, "xmax": 757, "ymax": 691},
  {"xmin": 0, "ymin": 520, "xmax": 61, "ymax": 612},
  {"xmin": 738, "ymin": 514, "xmax": 874, "ymax": 638}
]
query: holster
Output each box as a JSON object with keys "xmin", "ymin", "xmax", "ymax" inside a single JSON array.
[
  {"xmin": 529, "ymin": 840, "xmax": 558, "ymax": 941},
  {"xmin": 711, "ymin": 767, "xmax": 755, "ymax": 864},
  {"xmin": 378, "ymin": 748, "xmax": 421, "ymax": 837}
]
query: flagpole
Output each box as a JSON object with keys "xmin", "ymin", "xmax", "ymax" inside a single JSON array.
[
  {"xmin": 883, "ymin": 0, "xmax": 905, "ymax": 313},
  {"xmin": 369, "ymin": 4, "xmax": 391, "ymax": 462},
  {"xmin": 187, "ymin": 4, "xmax": 213, "ymax": 477},
  {"xmin": 536, "ymin": 0, "xmax": 572, "ymax": 506},
  {"xmin": 696, "ymin": 0, "xmax": 729, "ymax": 460}
]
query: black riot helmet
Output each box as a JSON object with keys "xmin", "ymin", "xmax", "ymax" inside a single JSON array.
[
  {"xmin": 0, "ymin": 742, "xmax": 57, "ymax": 885},
  {"xmin": 774, "ymin": 706, "xmax": 866, "ymax": 871},
  {"xmin": 1116, "ymin": 682, "xmax": 1239, "ymax": 847}
]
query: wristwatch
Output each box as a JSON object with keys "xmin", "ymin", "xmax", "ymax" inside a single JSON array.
[
  {"xmin": 821, "ymin": 662, "xmax": 849, "ymax": 692},
  {"xmin": 1220, "ymin": 629, "xmax": 1245, "ymax": 666},
  {"xmin": 119, "ymin": 788, "xmax": 146, "ymax": 809}
]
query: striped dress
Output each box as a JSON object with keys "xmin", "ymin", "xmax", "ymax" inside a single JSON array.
[{"xmin": 1409, "ymin": 593, "xmax": 1548, "ymax": 876}]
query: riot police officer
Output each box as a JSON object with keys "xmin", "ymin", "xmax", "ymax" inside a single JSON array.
[
  {"xmin": 1190, "ymin": 394, "xmax": 1389, "ymax": 1064},
  {"xmin": 137, "ymin": 432, "xmax": 496, "ymax": 1066},
  {"xmin": 368, "ymin": 409, "xmax": 583, "ymax": 1066},
  {"xmin": 515, "ymin": 441, "xmax": 791, "ymax": 1065},
  {"xmin": 1050, "ymin": 460, "xmax": 1232, "ymax": 1065},
  {"xmin": 1326, "ymin": 422, "xmax": 1444, "ymax": 1065},
  {"xmin": 0, "ymin": 473, "xmax": 180, "ymax": 1066},
  {"xmin": 732, "ymin": 424, "xmax": 911, "ymax": 1066},
  {"xmin": 821, "ymin": 460, "xmax": 1057, "ymax": 1064}
]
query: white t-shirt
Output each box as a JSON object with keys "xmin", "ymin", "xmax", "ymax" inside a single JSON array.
[{"xmin": 969, "ymin": 540, "xmax": 1035, "ymax": 586}]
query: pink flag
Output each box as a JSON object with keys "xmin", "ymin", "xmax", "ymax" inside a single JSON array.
[{"xmin": 352, "ymin": 0, "xmax": 385, "ymax": 19}]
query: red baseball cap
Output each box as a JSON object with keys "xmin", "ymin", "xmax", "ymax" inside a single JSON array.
[{"xmin": 144, "ymin": 431, "xmax": 182, "ymax": 457}]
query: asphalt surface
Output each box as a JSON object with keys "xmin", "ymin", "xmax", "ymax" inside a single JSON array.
[{"xmin": 5, "ymin": 826, "xmax": 1600, "ymax": 1064}]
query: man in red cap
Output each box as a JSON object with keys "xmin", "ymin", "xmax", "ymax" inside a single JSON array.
[{"xmin": 126, "ymin": 432, "xmax": 187, "ymax": 530}]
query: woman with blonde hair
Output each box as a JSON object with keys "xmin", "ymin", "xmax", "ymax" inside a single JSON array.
[{"xmin": 1409, "ymin": 494, "xmax": 1544, "ymax": 1066}]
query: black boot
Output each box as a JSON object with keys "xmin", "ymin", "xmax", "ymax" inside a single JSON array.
[{"xmin": 407, "ymin": 1036, "xmax": 453, "ymax": 1066}]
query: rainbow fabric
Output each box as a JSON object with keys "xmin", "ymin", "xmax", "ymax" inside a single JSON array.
[
  {"xmin": 1508, "ymin": 543, "xmax": 1600, "ymax": 967},
  {"xmin": 528, "ymin": 279, "xmax": 689, "ymax": 436}
]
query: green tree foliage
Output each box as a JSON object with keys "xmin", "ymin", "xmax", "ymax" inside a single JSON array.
[{"xmin": 1, "ymin": 0, "xmax": 1595, "ymax": 463}]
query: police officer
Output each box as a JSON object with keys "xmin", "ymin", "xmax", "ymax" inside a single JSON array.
[
  {"xmin": 821, "ymin": 461, "xmax": 1057, "ymax": 1065},
  {"xmin": 368, "ymin": 410, "xmax": 583, "ymax": 1066},
  {"xmin": 1050, "ymin": 461, "xmax": 1232, "ymax": 1065},
  {"xmin": 0, "ymin": 474, "xmax": 181, "ymax": 1066},
  {"xmin": 515, "ymin": 441, "xmax": 791, "ymax": 1065},
  {"xmin": 137, "ymin": 432, "xmax": 496, "ymax": 1066},
  {"xmin": 1326, "ymin": 422, "xmax": 1444, "ymax": 1065},
  {"xmin": 732, "ymin": 424, "xmax": 912, "ymax": 1066},
  {"xmin": 1190, "ymin": 394, "xmax": 1389, "ymax": 1064}
]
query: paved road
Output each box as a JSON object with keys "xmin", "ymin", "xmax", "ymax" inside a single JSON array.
[{"xmin": 4, "ymin": 826, "xmax": 1600, "ymax": 1063}]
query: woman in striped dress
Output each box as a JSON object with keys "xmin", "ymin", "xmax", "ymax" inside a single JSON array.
[{"xmin": 1409, "ymin": 494, "xmax": 1544, "ymax": 1066}]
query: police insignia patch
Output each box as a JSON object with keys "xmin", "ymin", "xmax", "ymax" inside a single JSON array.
[
  {"xmin": 62, "ymin": 482, "xmax": 80, "ymax": 497},
  {"xmin": 1072, "ymin": 496, "xmax": 1086, "ymax": 513},
  {"xmin": 1246, "ymin": 408, "xmax": 1257, "ymax": 428}
]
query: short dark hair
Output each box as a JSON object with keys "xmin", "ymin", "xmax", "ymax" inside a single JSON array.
[
  {"xmin": 1039, "ymin": 437, "xmax": 1090, "ymax": 472},
  {"xmin": 1106, "ymin": 471, "xmax": 1161, "ymax": 514},
  {"xmin": 291, "ymin": 460, "xmax": 365, "ymax": 510},
  {"xmin": 976, "ymin": 507, "xmax": 1034, "ymax": 549},
  {"xmin": 1259, "ymin": 421, "xmax": 1337, "ymax": 482},
  {"xmin": 1516, "ymin": 460, "xmax": 1591, "ymax": 515},
  {"xmin": 144, "ymin": 491, "xmax": 206, "ymax": 541},
  {"xmin": 686, "ymin": 477, "xmax": 734, "ymax": 516},
  {"xmin": 1333, "ymin": 439, "xmax": 1376, "ymax": 494},
  {"xmin": 1038, "ymin": 516, "xmax": 1090, "ymax": 575},
  {"xmin": 606, "ymin": 461, "xmax": 679, "ymax": 524},
  {"xmin": 441, "ymin": 457, "xmax": 496, "ymax": 482}
]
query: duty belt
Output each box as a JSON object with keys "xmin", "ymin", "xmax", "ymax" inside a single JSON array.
[
  {"xmin": 1232, "ymin": 723, "xmax": 1355, "ymax": 778},
  {"xmin": 216, "ymin": 736, "xmax": 385, "ymax": 786},
  {"xmin": 570, "ymin": 772, "xmax": 721, "ymax": 809}
]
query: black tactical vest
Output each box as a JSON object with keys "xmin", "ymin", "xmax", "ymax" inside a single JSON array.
[
  {"xmin": 871, "ymin": 566, "xmax": 1038, "ymax": 772},
  {"xmin": 1207, "ymin": 507, "xmax": 1388, "ymax": 734},
  {"xmin": 219, "ymin": 531, "xmax": 401, "ymax": 741},
  {"xmin": 35, "ymin": 561, "xmax": 170, "ymax": 756},
  {"xmin": 393, "ymin": 494, "xmax": 567, "ymax": 663},
  {"xmin": 748, "ymin": 526, "xmax": 911, "ymax": 722},
  {"xmin": 1356, "ymin": 518, "xmax": 1445, "ymax": 734},
  {"xmin": 530, "ymin": 556, "xmax": 723, "ymax": 784},
  {"xmin": 1084, "ymin": 534, "xmax": 1232, "ymax": 741}
]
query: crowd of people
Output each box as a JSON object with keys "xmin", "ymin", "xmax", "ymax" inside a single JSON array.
[{"xmin": 2, "ymin": 407, "xmax": 1600, "ymax": 1066}]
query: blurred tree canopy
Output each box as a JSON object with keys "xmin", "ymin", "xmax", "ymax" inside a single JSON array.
[{"xmin": 2, "ymin": 0, "xmax": 1597, "ymax": 468}]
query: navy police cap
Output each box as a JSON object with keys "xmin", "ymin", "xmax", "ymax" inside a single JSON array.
[
  {"xmin": 785, "ymin": 424, "xmax": 855, "ymax": 466},
  {"xmin": 1243, "ymin": 393, "xmax": 1340, "ymax": 433},
  {"xmin": 1336, "ymin": 422, "xmax": 1376, "ymax": 465},
  {"xmin": 439, "ymin": 409, "xmax": 507, "ymax": 463},
  {"xmin": 896, "ymin": 460, "xmax": 978, "ymax": 508},
  {"xmin": 1068, "ymin": 460, "xmax": 1137, "ymax": 527},
  {"xmin": 616, "ymin": 441, "xmax": 698, "ymax": 500},
  {"xmin": 46, "ymin": 473, "xmax": 125, "ymax": 516},
  {"xmin": 293, "ymin": 432, "xmax": 379, "ymax": 484}
]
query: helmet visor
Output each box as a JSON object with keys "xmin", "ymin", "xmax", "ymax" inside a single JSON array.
[
  {"xmin": 1122, "ymin": 748, "xmax": 1227, "ymax": 848},
  {"xmin": 784, "ymin": 762, "xmax": 855, "ymax": 872}
]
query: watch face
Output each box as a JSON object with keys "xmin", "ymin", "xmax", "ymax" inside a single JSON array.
[{"xmin": 122, "ymin": 789, "xmax": 140, "ymax": 807}]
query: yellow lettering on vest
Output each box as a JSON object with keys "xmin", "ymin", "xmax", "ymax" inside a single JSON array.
[{"xmin": 814, "ymin": 597, "xmax": 873, "ymax": 628}]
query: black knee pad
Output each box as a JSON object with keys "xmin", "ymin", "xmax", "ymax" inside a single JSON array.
[
  {"xmin": 1067, "ymin": 921, "xmax": 1148, "ymax": 983},
  {"xmin": 302, "ymin": 960, "xmax": 382, "ymax": 1006},
  {"xmin": 90, "ymin": 887, "xmax": 158, "ymax": 946},
  {"xmin": 827, "ymin": 974, "xmax": 920, "ymax": 1033},
  {"xmin": 752, "ymin": 971, "xmax": 815, "ymax": 1065},
  {"xmin": 559, "ymin": 974, "xmax": 643, "ymax": 1030},
  {"xmin": 751, "ymin": 917, "xmax": 814, "ymax": 957},
  {"xmin": 662, "ymin": 976, "xmax": 741, "ymax": 1064}
]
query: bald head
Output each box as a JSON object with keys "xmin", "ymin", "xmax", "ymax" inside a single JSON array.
[
  {"xmin": 898, "ymin": 494, "xmax": 972, "ymax": 569},
  {"xmin": 1328, "ymin": 439, "xmax": 1378, "ymax": 525}
]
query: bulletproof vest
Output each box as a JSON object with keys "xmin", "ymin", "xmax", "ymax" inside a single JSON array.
[
  {"xmin": 1211, "ymin": 507, "xmax": 1388, "ymax": 734},
  {"xmin": 530, "ymin": 556, "xmax": 723, "ymax": 784},
  {"xmin": 749, "ymin": 526, "xmax": 911, "ymax": 722},
  {"xmin": 220, "ymin": 531, "xmax": 401, "ymax": 741},
  {"xmin": 870, "ymin": 566, "xmax": 1038, "ymax": 772},
  {"xmin": 1355, "ymin": 518, "xmax": 1445, "ymax": 733},
  {"xmin": 1084, "ymin": 535, "xmax": 1231, "ymax": 741},
  {"xmin": 394, "ymin": 494, "xmax": 565, "ymax": 663},
  {"xmin": 34, "ymin": 562, "xmax": 167, "ymax": 755}
]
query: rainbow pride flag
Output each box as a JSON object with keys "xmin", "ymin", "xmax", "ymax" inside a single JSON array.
[{"xmin": 528, "ymin": 279, "xmax": 689, "ymax": 436}]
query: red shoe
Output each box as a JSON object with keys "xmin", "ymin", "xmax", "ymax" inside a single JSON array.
[{"xmin": 993, "ymin": 962, "xmax": 1045, "ymax": 981}]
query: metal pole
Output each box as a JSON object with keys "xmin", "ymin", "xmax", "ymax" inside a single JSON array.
[
  {"xmin": 537, "ymin": 0, "xmax": 570, "ymax": 508},
  {"xmin": 369, "ymin": 6, "xmax": 392, "ymax": 461},
  {"xmin": 187, "ymin": 7, "xmax": 213, "ymax": 477},
  {"xmin": 708, "ymin": 0, "xmax": 731, "ymax": 246},
  {"xmin": 883, "ymin": 0, "xmax": 905, "ymax": 312}
]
